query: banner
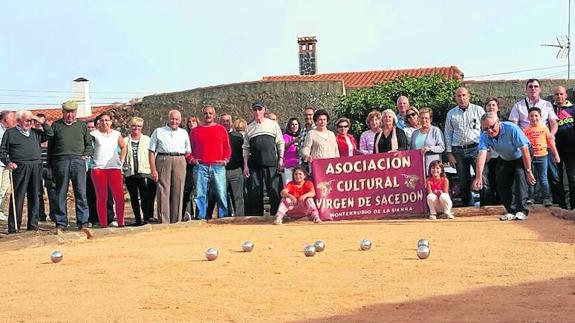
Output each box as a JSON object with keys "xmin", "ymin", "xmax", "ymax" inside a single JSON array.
[{"xmin": 311, "ymin": 150, "xmax": 427, "ymax": 221}]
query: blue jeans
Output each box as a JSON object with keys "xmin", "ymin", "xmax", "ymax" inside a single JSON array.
[
  {"xmin": 529, "ymin": 155, "xmax": 550, "ymax": 200},
  {"xmin": 194, "ymin": 164, "xmax": 227, "ymax": 219},
  {"xmin": 52, "ymin": 158, "xmax": 89, "ymax": 228}
]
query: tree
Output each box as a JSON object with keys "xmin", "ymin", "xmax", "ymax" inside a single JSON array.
[{"xmin": 335, "ymin": 75, "xmax": 476, "ymax": 136}]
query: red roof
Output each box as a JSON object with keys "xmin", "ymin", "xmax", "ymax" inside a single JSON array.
[
  {"xmin": 30, "ymin": 105, "xmax": 115, "ymax": 123},
  {"xmin": 263, "ymin": 66, "xmax": 464, "ymax": 88}
]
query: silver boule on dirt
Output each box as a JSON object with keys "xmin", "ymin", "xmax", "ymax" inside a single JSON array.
[
  {"xmin": 313, "ymin": 240, "xmax": 326, "ymax": 252},
  {"xmin": 242, "ymin": 240, "xmax": 254, "ymax": 252},
  {"xmin": 205, "ymin": 248, "xmax": 219, "ymax": 261},
  {"xmin": 417, "ymin": 239, "xmax": 430, "ymax": 248},
  {"xmin": 50, "ymin": 251, "xmax": 63, "ymax": 263},
  {"xmin": 417, "ymin": 245, "xmax": 430, "ymax": 259},
  {"xmin": 304, "ymin": 244, "xmax": 316, "ymax": 257},
  {"xmin": 359, "ymin": 239, "xmax": 372, "ymax": 251}
]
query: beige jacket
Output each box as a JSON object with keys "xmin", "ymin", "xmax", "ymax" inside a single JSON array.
[{"xmin": 123, "ymin": 135, "xmax": 151, "ymax": 176}]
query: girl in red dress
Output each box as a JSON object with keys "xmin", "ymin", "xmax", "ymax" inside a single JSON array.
[{"xmin": 425, "ymin": 160, "xmax": 454, "ymax": 220}]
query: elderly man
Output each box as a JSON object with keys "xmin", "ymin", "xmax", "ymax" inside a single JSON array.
[
  {"xmin": 552, "ymin": 86, "xmax": 575, "ymax": 209},
  {"xmin": 243, "ymin": 100, "xmax": 285, "ymax": 216},
  {"xmin": 473, "ymin": 113, "xmax": 535, "ymax": 221},
  {"xmin": 444, "ymin": 87, "xmax": 488, "ymax": 206},
  {"xmin": 188, "ymin": 105, "xmax": 231, "ymax": 219},
  {"xmin": 207, "ymin": 113, "xmax": 245, "ymax": 217},
  {"xmin": 509, "ymin": 78, "xmax": 564, "ymax": 207},
  {"xmin": 0, "ymin": 111, "xmax": 53, "ymax": 233},
  {"xmin": 48, "ymin": 101, "xmax": 93, "ymax": 232},
  {"xmin": 149, "ymin": 110, "xmax": 191, "ymax": 223},
  {"xmin": 396, "ymin": 96, "xmax": 410, "ymax": 129},
  {"xmin": 0, "ymin": 111, "xmax": 16, "ymax": 222}
]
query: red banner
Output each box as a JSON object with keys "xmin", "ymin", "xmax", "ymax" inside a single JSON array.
[{"xmin": 311, "ymin": 150, "xmax": 427, "ymax": 221}]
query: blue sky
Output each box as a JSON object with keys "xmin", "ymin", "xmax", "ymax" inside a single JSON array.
[{"xmin": 0, "ymin": 0, "xmax": 571, "ymax": 108}]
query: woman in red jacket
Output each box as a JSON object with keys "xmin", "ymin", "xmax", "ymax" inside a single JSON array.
[{"xmin": 335, "ymin": 117, "xmax": 361, "ymax": 157}]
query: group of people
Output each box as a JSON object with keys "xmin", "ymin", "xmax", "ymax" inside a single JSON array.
[{"xmin": 0, "ymin": 78, "xmax": 573, "ymax": 234}]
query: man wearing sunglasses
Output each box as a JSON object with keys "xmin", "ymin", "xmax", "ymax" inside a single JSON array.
[
  {"xmin": 509, "ymin": 79, "xmax": 564, "ymax": 207},
  {"xmin": 473, "ymin": 113, "xmax": 535, "ymax": 221},
  {"xmin": 243, "ymin": 100, "xmax": 285, "ymax": 216}
]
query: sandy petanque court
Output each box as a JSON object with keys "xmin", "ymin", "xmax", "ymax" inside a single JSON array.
[{"xmin": 0, "ymin": 207, "xmax": 574, "ymax": 322}]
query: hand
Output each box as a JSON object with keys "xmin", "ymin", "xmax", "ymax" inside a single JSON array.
[
  {"xmin": 306, "ymin": 156, "xmax": 313, "ymax": 164},
  {"xmin": 151, "ymin": 170, "xmax": 158, "ymax": 182},
  {"xmin": 297, "ymin": 195, "xmax": 307, "ymax": 205},
  {"xmin": 554, "ymin": 155, "xmax": 561, "ymax": 164},
  {"xmin": 526, "ymin": 170, "xmax": 536, "ymax": 185},
  {"xmin": 80, "ymin": 155, "xmax": 87, "ymax": 161},
  {"xmin": 31, "ymin": 115, "xmax": 45, "ymax": 125},
  {"xmin": 243, "ymin": 166, "xmax": 250, "ymax": 178},
  {"xmin": 472, "ymin": 177, "xmax": 482, "ymax": 190},
  {"xmin": 421, "ymin": 146, "xmax": 430, "ymax": 153},
  {"xmin": 289, "ymin": 195, "xmax": 297, "ymax": 205},
  {"xmin": 277, "ymin": 158, "xmax": 284, "ymax": 172},
  {"xmin": 7, "ymin": 162, "xmax": 17, "ymax": 170},
  {"xmin": 447, "ymin": 153, "xmax": 457, "ymax": 166}
]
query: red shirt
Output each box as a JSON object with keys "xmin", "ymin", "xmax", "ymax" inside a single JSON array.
[
  {"xmin": 427, "ymin": 176, "xmax": 447, "ymax": 197},
  {"xmin": 285, "ymin": 180, "xmax": 314, "ymax": 199},
  {"xmin": 336, "ymin": 133, "xmax": 359, "ymax": 157},
  {"xmin": 188, "ymin": 124, "xmax": 231, "ymax": 164}
]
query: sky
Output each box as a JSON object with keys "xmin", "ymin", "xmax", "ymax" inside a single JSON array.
[{"xmin": 0, "ymin": 0, "xmax": 572, "ymax": 109}]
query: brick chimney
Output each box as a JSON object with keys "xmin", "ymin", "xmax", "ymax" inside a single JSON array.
[
  {"xmin": 298, "ymin": 36, "xmax": 317, "ymax": 75},
  {"xmin": 72, "ymin": 77, "xmax": 92, "ymax": 118}
]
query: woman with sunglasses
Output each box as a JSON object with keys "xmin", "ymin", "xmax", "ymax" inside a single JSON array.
[
  {"xmin": 336, "ymin": 117, "xmax": 361, "ymax": 157},
  {"xmin": 403, "ymin": 107, "xmax": 421, "ymax": 147}
]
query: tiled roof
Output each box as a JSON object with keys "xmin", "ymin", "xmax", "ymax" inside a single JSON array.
[
  {"xmin": 30, "ymin": 105, "xmax": 115, "ymax": 123},
  {"xmin": 263, "ymin": 66, "xmax": 464, "ymax": 88}
]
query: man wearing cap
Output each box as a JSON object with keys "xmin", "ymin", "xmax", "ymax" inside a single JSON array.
[
  {"xmin": 48, "ymin": 100, "xmax": 93, "ymax": 232},
  {"xmin": 243, "ymin": 100, "xmax": 285, "ymax": 216},
  {"xmin": 0, "ymin": 111, "xmax": 16, "ymax": 222},
  {"xmin": 149, "ymin": 109, "xmax": 191, "ymax": 223},
  {"xmin": 0, "ymin": 111, "xmax": 53, "ymax": 233}
]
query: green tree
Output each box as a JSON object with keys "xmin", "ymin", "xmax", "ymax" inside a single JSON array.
[{"xmin": 335, "ymin": 75, "xmax": 477, "ymax": 137}]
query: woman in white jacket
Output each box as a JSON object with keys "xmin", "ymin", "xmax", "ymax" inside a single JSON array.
[{"xmin": 124, "ymin": 117, "xmax": 156, "ymax": 226}]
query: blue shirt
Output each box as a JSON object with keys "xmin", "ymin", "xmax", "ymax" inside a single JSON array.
[
  {"xmin": 478, "ymin": 122, "xmax": 530, "ymax": 161},
  {"xmin": 444, "ymin": 104, "xmax": 485, "ymax": 152}
]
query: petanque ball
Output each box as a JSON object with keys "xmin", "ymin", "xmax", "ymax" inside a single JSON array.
[
  {"xmin": 417, "ymin": 239, "xmax": 429, "ymax": 248},
  {"xmin": 50, "ymin": 251, "xmax": 63, "ymax": 263},
  {"xmin": 314, "ymin": 240, "xmax": 326, "ymax": 252},
  {"xmin": 205, "ymin": 248, "xmax": 218, "ymax": 261},
  {"xmin": 242, "ymin": 240, "xmax": 254, "ymax": 252},
  {"xmin": 359, "ymin": 239, "xmax": 372, "ymax": 251},
  {"xmin": 417, "ymin": 245, "xmax": 430, "ymax": 259},
  {"xmin": 304, "ymin": 244, "xmax": 316, "ymax": 257}
]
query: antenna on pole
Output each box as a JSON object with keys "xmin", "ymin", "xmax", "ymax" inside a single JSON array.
[{"xmin": 541, "ymin": 0, "xmax": 571, "ymax": 79}]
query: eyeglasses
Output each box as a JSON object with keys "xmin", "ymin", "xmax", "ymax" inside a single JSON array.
[
  {"xmin": 338, "ymin": 125, "xmax": 349, "ymax": 129},
  {"xmin": 252, "ymin": 107, "xmax": 263, "ymax": 111},
  {"xmin": 482, "ymin": 122, "xmax": 498, "ymax": 132},
  {"xmin": 528, "ymin": 85, "xmax": 540, "ymax": 89},
  {"xmin": 406, "ymin": 113, "xmax": 417, "ymax": 118}
]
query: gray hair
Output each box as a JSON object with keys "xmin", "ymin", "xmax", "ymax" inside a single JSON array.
[
  {"xmin": 381, "ymin": 108, "xmax": 398, "ymax": 125},
  {"xmin": 481, "ymin": 112, "xmax": 499, "ymax": 122},
  {"xmin": 15, "ymin": 110, "xmax": 32, "ymax": 120}
]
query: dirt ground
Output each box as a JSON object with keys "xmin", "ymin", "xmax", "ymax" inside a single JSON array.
[{"xmin": 0, "ymin": 208, "xmax": 574, "ymax": 322}]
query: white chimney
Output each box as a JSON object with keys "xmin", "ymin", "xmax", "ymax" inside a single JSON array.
[{"xmin": 72, "ymin": 77, "xmax": 92, "ymax": 118}]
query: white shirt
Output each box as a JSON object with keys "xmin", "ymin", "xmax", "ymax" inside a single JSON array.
[
  {"xmin": 149, "ymin": 125, "xmax": 191, "ymax": 154},
  {"xmin": 509, "ymin": 97, "xmax": 557, "ymax": 129},
  {"xmin": 91, "ymin": 130, "xmax": 123, "ymax": 169},
  {"xmin": 444, "ymin": 104, "xmax": 485, "ymax": 152}
]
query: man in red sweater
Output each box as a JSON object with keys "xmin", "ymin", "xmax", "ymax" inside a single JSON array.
[{"xmin": 188, "ymin": 105, "xmax": 231, "ymax": 219}]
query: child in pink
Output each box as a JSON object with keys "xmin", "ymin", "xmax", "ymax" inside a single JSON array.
[
  {"xmin": 274, "ymin": 167, "xmax": 320, "ymax": 225},
  {"xmin": 426, "ymin": 160, "xmax": 453, "ymax": 220}
]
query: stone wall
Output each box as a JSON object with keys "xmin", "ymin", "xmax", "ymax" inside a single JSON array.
[
  {"xmin": 136, "ymin": 80, "xmax": 345, "ymax": 134},
  {"xmin": 465, "ymin": 79, "xmax": 575, "ymax": 116}
]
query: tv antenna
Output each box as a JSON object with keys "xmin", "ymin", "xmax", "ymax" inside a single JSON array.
[{"xmin": 541, "ymin": 0, "xmax": 572, "ymax": 79}]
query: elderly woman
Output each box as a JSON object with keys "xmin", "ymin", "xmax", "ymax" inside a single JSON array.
[
  {"xmin": 373, "ymin": 109, "xmax": 409, "ymax": 153},
  {"xmin": 336, "ymin": 117, "xmax": 360, "ymax": 157},
  {"xmin": 282, "ymin": 117, "xmax": 301, "ymax": 185},
  {"xmin": 302, "ymin": 109, "xmax": 339, "ymax": 163},
  {"xmin": 403, "ymin": 106, "xmax": 421, "ymax": 146},
  {"xmin": 359, "ymin": 111, "xmax": 382, "ymax": 154},
  {"xmin": 124, "ymin": 117, "xmax": 156, "ymax": 226},
  {"xmin": 410, "ymin": 108, "xmax": 445, "ymax": 174},
  {"xmin": 91, "ymin": 112, "xmax": 127, "ymax": 228},
  {"xmin": 182, "ymin": 116, "xmax": 199, "ymax": 221}
]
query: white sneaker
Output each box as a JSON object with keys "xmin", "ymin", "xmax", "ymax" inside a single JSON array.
[
  {"xmin": 0, "ymin": 213, "xmax": 7, "ymax": 221},
  {"xmin": 499, "ymin": 213, "xmax": 516, "ymax": 221},
  {"xmin": 446, "ymin": 213, "xmax": 455, "ymax": 219},
  {"xmin": 429, "ymin": 214, "xmax": 437, "ymax": 220},
  {"xmin": 273, "ymin": 217, "xmax": 282, "ymax": 225},
  {"xmin": 514, "ymin": 212, "xmax": 527, "ymax": 221},
  {"xmin": 109, "ymin": 221, "xmax": 119, "ymax": 227}
]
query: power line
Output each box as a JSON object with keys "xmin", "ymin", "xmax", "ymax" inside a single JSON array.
[
  {"xmin": 0, "ymin": 88, "xmax": 155, "ymax": 94},
  {"xmin": 467, "ymin": 65, "xmax": 567, "ymax": 78}
]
